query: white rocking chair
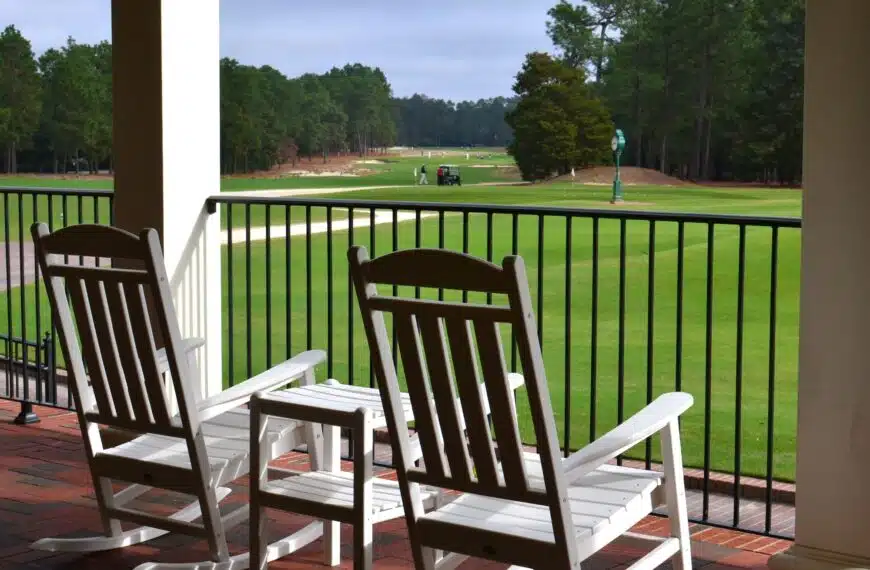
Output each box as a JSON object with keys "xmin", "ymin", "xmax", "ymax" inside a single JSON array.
[
  {"xmin": 348, "ymin": 246, "xmax": 694, "ymax": 570},
  {"xmin": 29, "ymin": 223, "xmax": 327, "ymax": 570}
]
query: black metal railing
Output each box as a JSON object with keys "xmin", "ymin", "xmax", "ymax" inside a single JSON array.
[
  {"xmin": 208, "ymin": 195, "xmax": 801, "ymax": 539},
  {"xmin": 1, "ymin": 333, "xmax": 56, "ymax": 423},
  {"xmin": 0, "ymin": 186, "xmax": 114, "ymax": 418},
  {"xmin": 0, "ymin": 186, "xmax": 799, "ymax": 539}
]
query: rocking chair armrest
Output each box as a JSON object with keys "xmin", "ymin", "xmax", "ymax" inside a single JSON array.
[
  {"xmin": 563, "ymin": 392, "xmax": 693, "ymax": 484},
  {"xmin": 507, "ymin": 372, "xmax": 525, "ymax": 391},
  {"xmin": 155, "ymin": 337, "xmax": 206, "ymax": 374},
  {"xmin": 196, "ymin": 350, "xmax": 327, "ymax": 422}
]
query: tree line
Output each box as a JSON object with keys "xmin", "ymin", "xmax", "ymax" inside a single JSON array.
[
  {"xmin": 0, "ymin": 29, "xmax": 111, "ymax": 175},
  {"xmin": 0, "ymin": 26, "xmax": 518, "ymax": 175},
  {"xmin": 539, "ymin": 0, "xmax": 805, "ymax": 184},
  {"xmin": 3, "ymin": 0, "xmax": 806, "ymax": 185}
]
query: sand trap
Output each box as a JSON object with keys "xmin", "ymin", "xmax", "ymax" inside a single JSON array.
[{"xmin": 284, "ymin": 170, "xmax": 359, "ymax": 177}]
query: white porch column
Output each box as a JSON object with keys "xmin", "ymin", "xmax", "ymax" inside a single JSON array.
[
  {"xmin": 770, "ymin": 1, "xmax": 870, "ymax": 569},
  {"xmin": 111, "ymin": 1, "xmax": 222, "ymax": 399}
]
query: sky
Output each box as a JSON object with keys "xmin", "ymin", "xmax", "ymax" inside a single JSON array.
[{"xmin": 2, "ymin": 0, "xmax": 558, "ymax": 101}]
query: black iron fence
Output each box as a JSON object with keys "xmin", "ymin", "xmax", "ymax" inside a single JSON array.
[
  {"xmin": 0, "ymin": 186, "xmax": 801, "ymax": 539},
  {"xmin": 208, "ymin": 195, "xmax": 801, "ymax": 539},
  {"xmin": 1, "ymin": 333, "xmax": 57, "ymax": 423},
  {"xmin": 0, "ymin": 186, "xmax": 114, "ymax": 418}
]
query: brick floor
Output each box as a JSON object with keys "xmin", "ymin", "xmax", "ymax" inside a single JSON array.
[{"xmin": 0, "ymin": 401, "xmax": 789, "ymax": 569}]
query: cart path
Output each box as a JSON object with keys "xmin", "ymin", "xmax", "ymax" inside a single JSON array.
[
  {"xmin": 0, "ymin": 180, "xmax": 526, "ymax": 290},
  {"xmin": 220, "ymin": 209, "xmax": 437, "ymax": 245},
  {"xmin": 0, "ymin": 242, "xmax": 107, "ymax": 292},
  {"xmin": 0, "ymin": 210, "xmax": 436, "ymax": 291}
]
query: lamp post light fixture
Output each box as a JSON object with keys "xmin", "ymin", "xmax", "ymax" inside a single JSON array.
[{"xmin": 611, "ymin": 128, "xmax": 626, "ymax": 204}]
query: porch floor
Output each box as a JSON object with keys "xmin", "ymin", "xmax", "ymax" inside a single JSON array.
[{"xmin": 0, "ymin": 402, "xmax": 789, "ymax": 569}]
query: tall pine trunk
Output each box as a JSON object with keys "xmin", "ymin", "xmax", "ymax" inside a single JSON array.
[
  {"xmin": 660, "ymin": 135, "xmax": 668, "ymax": 176},
  {"xmin": 595, "ymin": 23, "xmax": 608, "ymax": 84},
  {"xmin": 703, "ymin": 109, "xmax": 713, "ymax": 180},
  {"xmin": 692, "ymin": 68, "xmax": 709, "ymax": 180},
  {"xmin": 660, "ymin": 35, "xmax": 671, "ymax": 175}
]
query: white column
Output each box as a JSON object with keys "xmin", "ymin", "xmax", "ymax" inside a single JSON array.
[
  {"xmin": 770, "ymin": 1, "xmax": 870, "ymax": 569},
  {"xmin": 111, "ymin": 0, "xmax": 222, "ymax": 400}
]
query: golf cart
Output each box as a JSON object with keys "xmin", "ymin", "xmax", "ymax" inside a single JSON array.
[{"xmin": 436, "ymin": 164, "xmax": 461, "ymax": 186}]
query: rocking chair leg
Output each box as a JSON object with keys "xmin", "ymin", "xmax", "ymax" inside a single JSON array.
[
  {"xmin": 199, "ymin": 486, "xmax": 230, "ymax": 562},
  {"xmin": 94, "ymin": 475, "xmax": 123, "ymax": 537},
  {"xmin": 661, "ymin": 420, "xmax": 693, "ymax": 570},
  {"xmin": 31, "ymin": 489, "xmax": 232, "ymax": 553}
]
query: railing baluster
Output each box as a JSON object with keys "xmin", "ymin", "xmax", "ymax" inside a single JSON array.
[
  {"xmin": 645, "ymin": 220, "xmax": 656, "ymax": 469},
  {"xmin": 245, "ymin": 204, "xmax": 252, "ymax": 378},
  {"xmin": 590, "ymin": 217, "xmax": 599, "ymax": 441},
  {"xmin": 617, "ymin": 218, "xmax": 626, "ymax": 465},
  {"xmin": 62, "ymin": 196, "xmax": 70, "ymax": 406},
  {"xmin": 391, "ymin": 208, "xmax": 398, "ymax": 366},
  {"xmin": 537, "ymin": 215, "xmax": 545, "ymax": 348},
  {"xmin": 18, "ymin": 192, "xmax": 25, "ymax": 375},
  {"xmin": 438, "ymin": 210, "xmax": 445, "ymax": 302},
  {"xmin": 266, "ymin": 205, "xmax": 272, "ymax": 368},
  {"xmin": 676, "ymin": 221, "xmax": 685, "ymax": 392},
  {"xmin": 348, "ymin": 207, "xmax": 355, "ymax": 385},
  {"xmin": 462, "ymin": 211, "xmax": 469, "ymax": 303},
  {"xmin": 765, "ymin": 227, "xmax": 780, "ymax": 534},
  {"xmin": 47, "ymin": 194, "xmax": 57, "ymax": 405},
  {"xmin": 3, "ymin": 195, "xmax": 11, "ymax": 396},
  {"xmin": 34, "ymin": 194, "xmax": 42, "ymax": 405},
  {"xmin": 486, "ymin": 212, "xmax": 493, "ymax": 305},
  {"xmin": 734, "ymin": 224, "xmax": 747, "ymax": 526},
  {"xmin": 76, "ymin": 195, "xmax": 83, "ymax": 265},
  {"xmin": 327, "ymin": 206, "xmax": 333, "ymax": 378},
  {"xmin": 415, "ymin": 209, "xmax": 422, "ymax": 299},
  {"xmin": 511, "ymin": 212, "xmax": 519, "ymax": 373},
  {"xmin": 227, "ymin": 204, "xmax": 234, "ymax": 386},
  {"xmin": 305, "ymin": 205, "xmax": 312, "ymax": 351},
  {"xmin": 564, "ymin": 216, "xmax": 572, "ymax": 458},
  {"xmin": 285, "ymin": 205, "xmax": 292, "ymax": 360},
  {"xmin": 369, "ymin": 207, "xmax": 376, "ymax": 389},
  {"xmin": 703, "ymin": 222, "xmax": 715, "ymax": 520}
]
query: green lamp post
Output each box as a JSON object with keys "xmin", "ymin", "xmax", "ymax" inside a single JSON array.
[{"xmin": 611, "ymin": 128, "xmax": 626, "ymax": 204}]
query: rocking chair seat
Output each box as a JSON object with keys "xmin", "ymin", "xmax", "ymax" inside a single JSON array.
[
  {"xmin": 420, "ymin": 465, "xmax": 663, "ymax": 545},
  {"xmin": 99, "ymin": 408, "xmax": 303, "ymax": 487}
]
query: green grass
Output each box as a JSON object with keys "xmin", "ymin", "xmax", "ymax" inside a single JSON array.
[
  {"xmin": 0, "ymin": 183, "xmax": 803, "ymax": 482},
  {"xmin": 0, "ymin": 150, "xmax": 520, "ymax": 195},
  {"xmin": 0, "ymin": 192, "xmax": 112, "ymax": 242},
  {"xmin": 221, "ymin": 152, "xmax": 519, "ymax": 191},
  {"xmin": 217, "ymin": 183, "xmax": 801, "ymax": 231},
  {"xmin": 0, "ymin": 152, "xmax": 520, "ymax": 238}
]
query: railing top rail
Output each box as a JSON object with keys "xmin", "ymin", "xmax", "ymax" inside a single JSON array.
[
  {"xmin": 206, "ymin": 195, "xmax": 802, "ymax": 228},
  {"xmin": 0, "ymin": 186, "xmax": 114, "ymax": 198}
]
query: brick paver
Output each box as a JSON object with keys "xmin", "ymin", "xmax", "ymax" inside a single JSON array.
[{"xmin": 0, "ymin": 401, "xmax": 787, "ymax": 569}]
